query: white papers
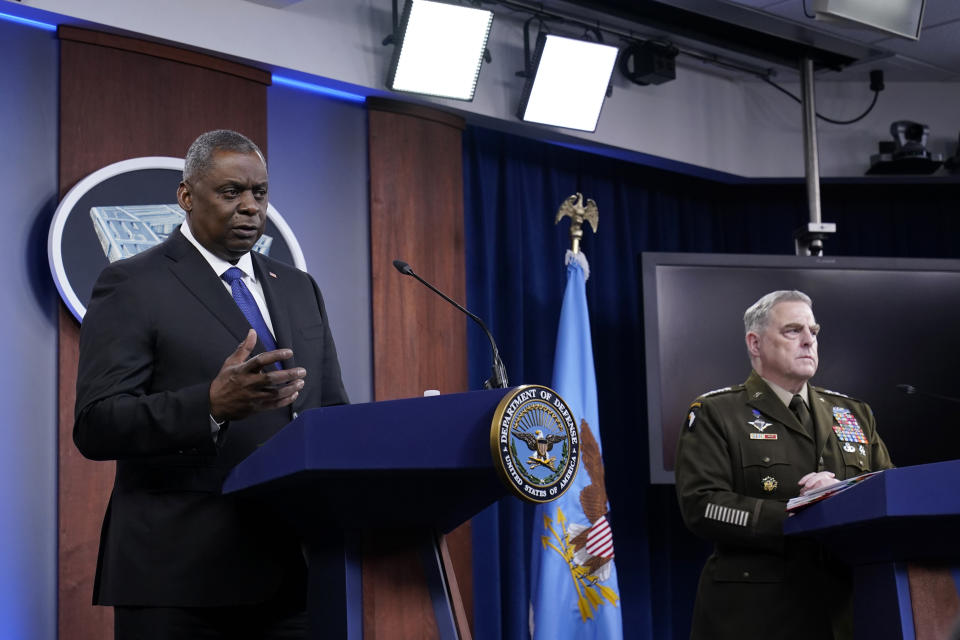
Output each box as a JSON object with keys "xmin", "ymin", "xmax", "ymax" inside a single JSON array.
[{"xmin": 786, "ymin": 470, "xmax": 885, "ymax": 512}]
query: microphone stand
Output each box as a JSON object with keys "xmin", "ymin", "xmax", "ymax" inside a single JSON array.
[{"xmin": 393, "ymin": 260, "xmax": 509, "ymax": 389}]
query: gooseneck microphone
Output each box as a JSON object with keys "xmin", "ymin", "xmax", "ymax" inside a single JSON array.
[
  {"xmin": 896, "ymin": 384, "xmax": 960, "ymax": 404},
  {"xmin": 393, "ymin": 259, "xmax": 509, "ymax": 389}
]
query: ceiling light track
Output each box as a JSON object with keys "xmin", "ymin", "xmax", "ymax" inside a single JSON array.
[{"xmin": 491, "ymin": 0, "xmax": 779, "ymax": 82}]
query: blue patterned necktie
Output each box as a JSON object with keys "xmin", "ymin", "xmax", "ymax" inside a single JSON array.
[{"xmin": 221, "ymin": 267, "xmax": 280, "ymax": 365}]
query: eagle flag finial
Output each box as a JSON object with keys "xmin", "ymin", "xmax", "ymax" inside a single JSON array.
[{"xmin": 554, "ymin": 192, "xmax": 599, "ymax": 254}]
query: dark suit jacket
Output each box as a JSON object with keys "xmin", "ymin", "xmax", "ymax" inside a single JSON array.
[{"xmin": 74, "ymin": 229, "xmax": 348, "ymax": 607}]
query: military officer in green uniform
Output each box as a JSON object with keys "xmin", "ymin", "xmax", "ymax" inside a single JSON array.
[{"xmin": 675, "ymin": 290, "xmax": 894, "ymax": 640}]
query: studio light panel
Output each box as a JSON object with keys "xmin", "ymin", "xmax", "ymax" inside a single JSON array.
[
  {"xmin": 387, "ymin": 0, "xmax": 494, "ymax": 101},
  {"xmin": 812, "ymin": 0, "xmax": 925, "ymax": 40},
  {"xmin": 518, "ymin": 35, "xmax": 619, "ymax": 132}
]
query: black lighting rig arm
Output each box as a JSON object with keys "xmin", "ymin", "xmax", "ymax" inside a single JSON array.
[
  {"xmin": 382, "ymin": 0, "xmax": 400, "ymax": 46},
  {"xmin": 515, "ymin": 14, "xmax": 549, "ymax": 79}
]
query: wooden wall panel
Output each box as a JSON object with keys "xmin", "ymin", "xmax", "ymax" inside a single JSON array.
[
  {"xmin": 57, "ymin": 305, "xmax": 113, "ymax": 637},
  {"xmin": 907, "ymin": 564, "xmax": 960, "ymax": 640},
  {"xmin": 367, "ymin": 99, "xmax": 473, "ymax": 639},
  {"xmin": 59, "ymin": 27, "xmax": 269, "ymax": 186},
  {"xmin": 58, "ymin": 27, "xmax": 268, "ymax": 640},
  {"xmin": 369, "ymin": 99, "xmax": 468, "ymax": 402}
]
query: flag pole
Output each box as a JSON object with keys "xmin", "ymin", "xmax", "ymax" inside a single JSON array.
[{"xmin": 529, "ymin": 193, "xmax": 622, "ymax": 639}]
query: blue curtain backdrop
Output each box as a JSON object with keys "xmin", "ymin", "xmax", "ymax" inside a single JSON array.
[{"xmin": 462, "ymin": 124, "xmax": 960, "ymax": 640}]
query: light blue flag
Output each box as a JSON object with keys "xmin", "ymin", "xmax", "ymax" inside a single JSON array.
[{"xmin": 529, "ymin": 251, "xmax": 623, "ymax": 639}]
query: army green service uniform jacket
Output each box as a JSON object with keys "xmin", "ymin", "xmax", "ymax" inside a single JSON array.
[{"xmin": 675, "ymin": 371, "xmax": 894, "ymax": 640}]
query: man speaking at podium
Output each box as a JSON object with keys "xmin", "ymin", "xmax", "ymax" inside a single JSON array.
[
  {"xmin": 74, "ymin": 130, "xmax": 349, "ymax": 639},
  {"xmin": 675, "ymin": 290, "xmax": 893, "ymax": 640}
]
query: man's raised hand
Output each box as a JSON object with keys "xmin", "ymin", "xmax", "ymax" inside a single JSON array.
[{"xmin": 208, "ymin": 329, "xmax": 307, "ymax": 422}]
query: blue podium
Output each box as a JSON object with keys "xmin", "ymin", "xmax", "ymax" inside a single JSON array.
[
  {"xmin": 785, "ymin": 459, "xmax": 960, "ymax": 639},
  {"xmin": 223, "ymin": 388, "xmax": 514, "ymax": 640}
]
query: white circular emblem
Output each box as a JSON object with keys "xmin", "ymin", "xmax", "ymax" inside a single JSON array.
[{"xmin": 48, "ymin": 156, "xmax": 306, "ymax": 320}]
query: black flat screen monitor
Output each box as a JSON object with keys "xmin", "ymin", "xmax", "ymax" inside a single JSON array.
[{"xmin": 642, "ymin": 252, "xmax": 960, "ymax": 484}]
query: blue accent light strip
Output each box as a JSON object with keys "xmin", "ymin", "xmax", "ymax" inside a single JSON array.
[
  {"xmin": 0, "ymin": 10, "xmax": 57, "ymax": 32},
  {"xmin": 272, "ymin": 75, "xmax": 366, "ymax": 104}
]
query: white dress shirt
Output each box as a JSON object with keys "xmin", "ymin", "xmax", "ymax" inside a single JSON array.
[
  {"xmin": 179, "ymin": 222, "xmax": 276, "ymax": 338},
  {"xmin": 179, "ymin": 222, "xmax": 278, "ymax": 435}
]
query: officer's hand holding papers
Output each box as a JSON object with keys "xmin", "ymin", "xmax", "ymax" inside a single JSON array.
[{"xmin": 786, "ymin": 470, "xmax": 885, "ymax": 513}]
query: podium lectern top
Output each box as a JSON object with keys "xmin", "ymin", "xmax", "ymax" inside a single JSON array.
[
  {"xmin": 784, "ymin": 459, "xmax": 960, "ymax": 564},
  {"xmin": 223, "ymin": 388, "xmax": 513, "ymax": 533}
]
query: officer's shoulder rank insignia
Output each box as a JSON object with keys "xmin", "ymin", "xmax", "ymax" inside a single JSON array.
[
  {"xmin": 817, "ymin": 386, "xmax": 857, "ymax": 401},
  {"xmin": 698, "ymin": 385, "xmax": 737, "ymax": 399},
  {"xmin": 490, "ymin": 385, "xmax": 580, "ymax": 503},
  {"xmin": 687, "ymin": 386, "xmax": 740, "ymax": 432}
]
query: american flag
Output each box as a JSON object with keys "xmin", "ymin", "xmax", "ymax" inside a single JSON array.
[{"xmin": 585, "ymin": 516, "xmax": 614, "ymax": 559}]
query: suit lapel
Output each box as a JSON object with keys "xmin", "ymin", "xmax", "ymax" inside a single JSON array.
[
  {"xmin": 744, "ymin": 371, "xmax": 812, "ymax": 440},
  {"xmin": 163, "ymin": 231, "xmax": 254, "ymax": 346}
]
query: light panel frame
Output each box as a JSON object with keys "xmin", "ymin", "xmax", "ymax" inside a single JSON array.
[
  {"xmin": 517, "ymin": 33, "xmax": 619, "ymax": 133},
  {"xmin": 812, "ymin": 0, "xmax": 925, "ymax": 40},
  {"xmin": 386, "ymin": 0, "xmax": 494, "ymax": 101}
]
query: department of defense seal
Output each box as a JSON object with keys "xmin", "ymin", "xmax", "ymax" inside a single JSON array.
[{"xmin": 490, "ymin": 385, "xmax": 580, "ymax": 503}]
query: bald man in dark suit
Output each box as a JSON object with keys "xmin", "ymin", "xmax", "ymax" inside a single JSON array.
[{"xmin": 74, "ymin": 130, "xmax": 348, "ymax": 639}]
